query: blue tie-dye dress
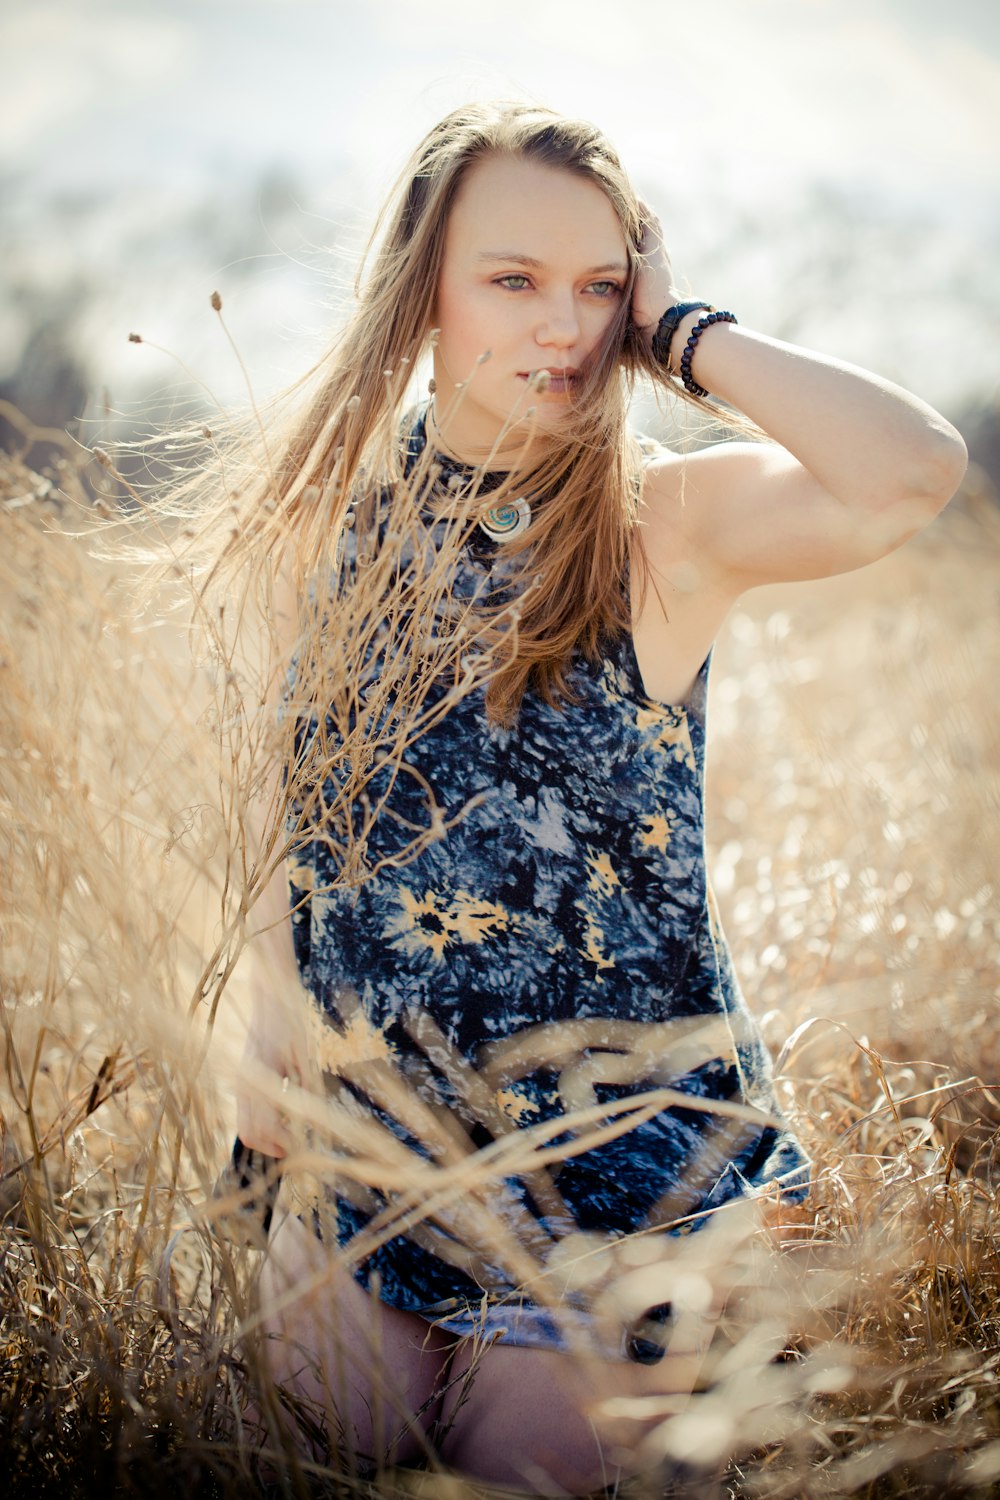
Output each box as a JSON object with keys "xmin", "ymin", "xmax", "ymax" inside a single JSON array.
[{"xmin": 285, "ymin": 412, "xmax": 810, "ymax": 1352}]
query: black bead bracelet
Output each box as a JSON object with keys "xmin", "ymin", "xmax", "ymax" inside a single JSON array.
[{"xmin": 678, "ymin": 309, "xmax": 738, "ymax": 398}]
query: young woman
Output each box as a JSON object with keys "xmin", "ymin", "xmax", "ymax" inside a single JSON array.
[{"xmin": 230, "ymin": 102, "xmax": 966, "ymax": 1493}]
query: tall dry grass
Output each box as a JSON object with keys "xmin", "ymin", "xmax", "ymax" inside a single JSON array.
[{"xmin": 1, "ymin": 405, "xmax": 999, "ymax": 1499}]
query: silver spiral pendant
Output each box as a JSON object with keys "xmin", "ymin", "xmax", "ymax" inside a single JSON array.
[{"xmin": 477, "ymin": 496, "xmax": 531, "ymax": 542}]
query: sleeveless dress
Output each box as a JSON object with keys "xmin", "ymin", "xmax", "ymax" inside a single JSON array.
[{"xmin": 285, "ymin": 412, "xmax": 810, "ymax": 1353}]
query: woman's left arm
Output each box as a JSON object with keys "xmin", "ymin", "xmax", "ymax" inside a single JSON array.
[{"xmin": 634, "ymin": 220, "xmax": 968, "ymax": 586}]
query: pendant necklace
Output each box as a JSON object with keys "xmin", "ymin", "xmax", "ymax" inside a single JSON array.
[
  {"xmin": 426, "ymin": 398, "xmax": 532, "ymax": 542},
  {"xmin": 478, "ymin": 496, "xmax": 531, "ymax": 542}
]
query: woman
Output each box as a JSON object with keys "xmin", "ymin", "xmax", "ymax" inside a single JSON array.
[{"xmin": 231, "ymin": 102, "xmax": 966, "ymax": 1492}]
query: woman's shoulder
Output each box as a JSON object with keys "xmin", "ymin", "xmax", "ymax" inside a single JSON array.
[
  {"xmin": 637, "ymin": 434, "xmax": 771, "ymax": 552},
  {"xmin": 632, "ymin": 431, "xmax": 700, "ymax": 509},
  {"xmin": 633, "ymin": 430, "xmax": 671, "ymax": 468},
  {"xmin": 633, "ymin": 432, "xmax": 700, "ymax": 538}
]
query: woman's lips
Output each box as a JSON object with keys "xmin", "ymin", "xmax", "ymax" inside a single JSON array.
[{"xmin": 517, "ymin": 369, "xmax": 579, "ymax": 394}]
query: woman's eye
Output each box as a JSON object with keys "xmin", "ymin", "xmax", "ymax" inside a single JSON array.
[
  {"xmin": 497, "ymin": 274, "xmax": 531, "ymax": 291},
  {"xmin": 589, "ymin": 280, "xmax": 622, "ymax": 298}
]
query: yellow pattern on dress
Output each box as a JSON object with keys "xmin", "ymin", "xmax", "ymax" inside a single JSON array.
[
  {"xmin": 579, "ymin": 911, "xmax": 615, "ymax": 978},
  {"xmin": 494, "ymin": 1085, "xmax": 541, "ymax": 1123},
  {"xmin": 386, "ymin": 886, "xmax": 511, "ymax": 960},
  {"xmin": 635, "ymin": 705, "xmax": 697, "ymax": 771},
  {"xmin": 586, "ymin": 848, "xmax": 623, "ymax": 895},
  {"xmin": 639, "ymin": 812, "xmax": 673, "ymax": 852},
  {"xmin": 311, "ymin": 1003, "xmax": 392, "ymax": 1071},
  {"xmin": 286, "ymin": 857, "xmax": 316, "ymax": 892}
]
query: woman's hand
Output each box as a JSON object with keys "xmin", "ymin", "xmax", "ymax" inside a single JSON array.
[
  {"xmin": 631, "ymin": 204, "xmax": 679, "ymax": 348},
  {"xmin": 236, "ymin": 978, "xmax": 316, "ymax": 1158}
]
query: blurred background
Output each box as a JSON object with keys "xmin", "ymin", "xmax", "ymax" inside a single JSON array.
[
  {"xmin": 2, "ymin": 0, "xmax": 999, "ymax": 482},
  {"xmin": 2, "ymin": 12, "xmax": 1000, "ymax": 1489}
]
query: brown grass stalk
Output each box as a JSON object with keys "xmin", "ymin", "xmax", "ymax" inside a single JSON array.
[{"xmin": 1, "ymin": 415, "xmax": 998, "ymax": 1498}]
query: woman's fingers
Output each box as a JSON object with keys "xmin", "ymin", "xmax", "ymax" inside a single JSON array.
[
  {"xmin": 235, "ymin": 1097, "xmax": 290, "ymax": 1159},
  {"xmin": 632, "ymin": 199, "xmax": 678, "ymax": 338},
  {"xmin": 236, "ymin": 1051, "xmax": 297, "ymax": 1157},
  {"xmin": 237, "ymin": 993, "xmax": 319, "ymax": 1155},
  {"xmin": 636, "ymin": 197, "xmax": 662, "ymax": 244},
  {"xmin": 636, "ymin": 199, "xmax": 670, "ymax": 264}
]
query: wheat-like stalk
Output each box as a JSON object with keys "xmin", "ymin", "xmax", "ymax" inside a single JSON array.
[{"xmin": 1, "ymin": 394, "xmax": 998, "ymax": 1497}]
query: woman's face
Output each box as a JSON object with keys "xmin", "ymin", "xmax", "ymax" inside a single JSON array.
[{"xmin": 431, "ymin": 153, "xmax": 630, "ymax": 460}]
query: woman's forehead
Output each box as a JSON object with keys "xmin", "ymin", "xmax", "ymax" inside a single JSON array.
[{"xmin": 445, "ymin": 155, "xmax": 628, "ymax": 267}]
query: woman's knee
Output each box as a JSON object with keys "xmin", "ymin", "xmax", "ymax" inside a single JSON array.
[
  {"xmin": 434, "ymin": 1341, "xmax": 648, "ymax": 1494},
  {"xmin": 248, "ymin": 1212, "xmax": 452, "ymax": 1472},
  {"xmin": 436, "ymin": 1331, "xmax": 706, "ymax": 1495}
]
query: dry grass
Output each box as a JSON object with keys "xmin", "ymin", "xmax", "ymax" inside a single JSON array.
[{"xmin": 1, "ymin": 418, "xmax": 998, "ymax": 1499}]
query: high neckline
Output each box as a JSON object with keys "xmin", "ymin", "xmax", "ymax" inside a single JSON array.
[{"xmin": 405, "ymin": 407, "xmax": 508, "ymax": 492}]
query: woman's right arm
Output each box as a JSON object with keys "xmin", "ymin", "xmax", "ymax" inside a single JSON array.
[
  {"xmin": 235, "ymin": 799, "xmax": 315, "ymax": 1157},
  {"xmin": 234, "ymin": 565, "xmax": 316, "ymax": 1158}
]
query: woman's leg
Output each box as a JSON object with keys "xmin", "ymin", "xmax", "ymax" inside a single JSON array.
[
  {"xmin": 250, "ymin": 1211, "xmax": 454, "ymax": 1475},
  {"xmin": 436, "ymin": 1338, "xmax": 693, "ymax": 1496}
]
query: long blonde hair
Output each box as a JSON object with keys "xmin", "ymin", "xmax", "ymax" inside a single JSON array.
[
  {"xmin": 89, "ymin": 103, "xmax": 719, "ymax": 895},
  {"xmin": 185, "ymin": 102, "xmax": 698, "ymax": 727}
]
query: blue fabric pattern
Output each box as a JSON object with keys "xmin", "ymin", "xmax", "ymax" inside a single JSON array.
[{"xmin": 286, "ymin": 412, "xmax": 810, "ymax": 1350}]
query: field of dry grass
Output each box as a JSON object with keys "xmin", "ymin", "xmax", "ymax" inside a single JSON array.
[{"xmin": 1, "ymin": 421, "xmax": 998, "ymax": 1499}]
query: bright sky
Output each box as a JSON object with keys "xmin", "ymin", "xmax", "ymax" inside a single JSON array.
[
  {"xmin": 3, "ymin": 0, "xmax": 999, "ymax": 411},
  {"xmin": 8, "ymin": 0, "xmax": 1000, "ymax": 203}
]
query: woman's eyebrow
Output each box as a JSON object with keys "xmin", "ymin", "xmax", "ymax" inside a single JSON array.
[{"xmin": 476, "ymin": 250, "xmax": 628, "ymax": 274}]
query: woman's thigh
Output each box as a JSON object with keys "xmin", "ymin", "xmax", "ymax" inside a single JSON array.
[
  {"xmin": 251, "ymin": 1211, "xmax": 454, "ymax": 1473},
  {"xmin": 437, "ymin": 1337, "xmax": 691, "ymax": 1496}
]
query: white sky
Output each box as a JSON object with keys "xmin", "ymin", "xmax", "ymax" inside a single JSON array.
[
  {"xmin": 7, "ymin": 0, "xmax": 1000, "ymax": 200},
  {"xmin": 3, "ymin": 0, "xmax": 999, "ymax": 411}
]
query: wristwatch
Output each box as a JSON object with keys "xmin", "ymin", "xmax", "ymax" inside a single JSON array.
[{"xmin": 651, "ymin": 301, "xmax": 713, "ymax": 370}]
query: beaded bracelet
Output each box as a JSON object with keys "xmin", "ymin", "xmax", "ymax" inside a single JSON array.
[{"xmin": 678, "ymin": 309, "xmax": 738, "ymax": 398}]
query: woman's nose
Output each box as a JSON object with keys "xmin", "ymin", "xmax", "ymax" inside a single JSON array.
[{"xmin": 535, "ymin": 296, "xmax": 580, "ymax": 349}]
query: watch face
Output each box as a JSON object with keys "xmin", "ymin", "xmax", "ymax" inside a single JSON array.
[{"xmin": 653, "ymin": 302, "xmax": 712, "ymax": 364}]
